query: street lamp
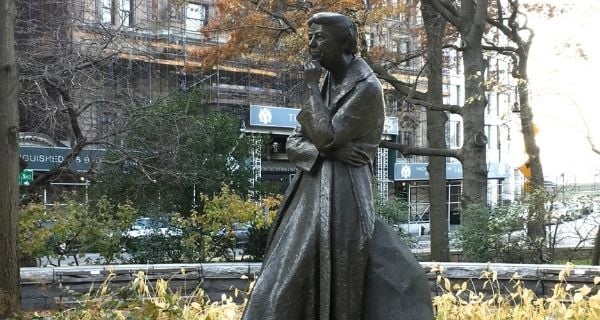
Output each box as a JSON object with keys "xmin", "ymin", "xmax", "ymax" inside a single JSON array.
[
  {"xmin": 560, "ymin": 173, "xmax": 565, "ymax": 201},
  {"xmin": 80, "ymin": 176, "xmax": 88, "ymax": 206}
]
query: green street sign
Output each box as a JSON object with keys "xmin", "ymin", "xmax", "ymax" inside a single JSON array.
[{"xmin": 19, "ymin": 169, "xmax": 34, "ymax": 186}]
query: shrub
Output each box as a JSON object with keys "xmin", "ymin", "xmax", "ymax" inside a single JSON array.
[
  {"xmin": 20, "ymin": 187, "xmax": 281, "ymax": 265},
  {"xmin": 374, "ymin": 195, "xmax": 409, "ymax": 227},
  {"xmin": 19, "ymin": 196, "xmax": 137, "ymax": 266},
  {"xmin": 432, "ymin": 263, "xmax": 600, "ymax": 319},
  {"xmin": 172, "ymin": 186, "xmax": 280, "ymax": 262},
  {"xmin": 458, "ymin": 203, "xmax": 531, "ymax": 263},
  {"xmin": 123, "ymin": 233, "xmax": 186, "ymax": 264}
]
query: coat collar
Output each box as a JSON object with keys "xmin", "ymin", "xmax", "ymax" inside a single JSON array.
[{"xmin": 322, "ymin": 57, "xmax": 374, "ymax": 111}]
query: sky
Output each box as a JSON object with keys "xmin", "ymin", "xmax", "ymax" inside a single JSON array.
[{"xmin": 523, "ymin": 0, "xmax": 600, "ymax": 183}]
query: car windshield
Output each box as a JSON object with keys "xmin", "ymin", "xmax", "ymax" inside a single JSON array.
[
  {"xmin": 232, "ymin": 222, "xmax": 250, "ymax": 231},
  {"xmin": 132, "ymin": 217, "xmax": 170, "ymax": 229}
]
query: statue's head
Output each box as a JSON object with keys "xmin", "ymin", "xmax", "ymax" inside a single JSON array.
[{"xmin": 307, "ymin": 12, "xmax": 358, "ymax": 56}]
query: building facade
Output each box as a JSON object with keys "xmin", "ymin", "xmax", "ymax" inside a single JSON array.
[{"xmin": 18, "ymin": 0, "xmax": 523, "ymax": 221}]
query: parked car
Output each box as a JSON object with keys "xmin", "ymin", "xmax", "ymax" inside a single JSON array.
[
  {"xmin": 400, "ymin": 222, "xmax": 430, "ymax": 236},
  {"xmin": 215, "ymin": 223, "xmax": 252, "ymax": 248},
  {"xmin": 546, "ymin": 202, "xmax": 569, "ymax": 223},
  {"xmin": 399, "ymin": 210, "xmax": 430, "ymax": 236},
  {"xmin": 123, "ymin": 217, "xmax": 182, "ymax": 239}
]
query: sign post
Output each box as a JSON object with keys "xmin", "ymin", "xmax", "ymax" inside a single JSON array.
[{"xmin": 18, "ymin": 169, "xmax": 34, "ymax": 186}]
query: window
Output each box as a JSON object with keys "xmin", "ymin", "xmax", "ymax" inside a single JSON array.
[
  {"xmin": 186, "ymin": 3, "xmax": 208, "ymax": 33},
  {"xmin": 485, "ymin": 125, "xmax": 491, "ymax": 149},
  {"xmin": 400, "ymin": 131, "xmax": 413, "ymax": 146},
  {"xmin": 168, "ymin": 3, "xmax": 183, "ymax": 20},
  {"xmin": 400, "ymin": 40, "xmax": 410, "ymax": 66},
  {"xmin": 445, "ymin": 121, "xmax": 451, "ymax": 146},
  {"xmin": 119, "ymin": 0, "xmax": 132, "ymax": 26},
  {"xmin": 365, "ymin": 33, "xmax": 374, "ymax": 49},
  {"xmin": 496, "ymin": 93, "xmax": 501, "ymax": 116},
  {"xmin": 392, "ymin": 39, "xmax": 399, "ymax": 53},
  {"xmin": 455, "ymin": 122, "xmax": 462, "ymax": 147},
  {"xmin": 100, "ymin": 0, "xmax": 132, "ymax": 26},
  {"xmin": 101, "ymin": 0, "xmax": 113, "ymax": 25},
  {"xmin": 399, "ymin": 40, "xmax": 409, "ymax": 54}
]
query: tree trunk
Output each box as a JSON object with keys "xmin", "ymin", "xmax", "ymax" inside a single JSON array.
[
  {"xmin": 421, "ymin": 0, "xmax": 490, "ymax": 261},
  {"xmin": 460, "ymin": 39, "xmax": 489, "ymax": 220},
  {"xmin": 0, "ymin": 0, "xmax": 21, "ymax": 316},
  {"xmin": 422, "ymin": 1, "xmax": 450, "ymax": 262},
  {"xmin": 484, "ymin": 0, "xmax": 547, "ymax": 262},
  {"xmin": 518, "ymin": 44, "xmax": 546, "ymax": 251}
]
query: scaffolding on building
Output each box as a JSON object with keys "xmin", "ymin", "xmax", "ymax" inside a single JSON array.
[{"xmin": 19, "ymin": 1, "xmax": 520, "ymax": 210}]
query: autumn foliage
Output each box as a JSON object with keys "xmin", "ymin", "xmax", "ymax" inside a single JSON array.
[{"xmin": 197, "ymin": 0, "xmax": 408, "ymax": 68}]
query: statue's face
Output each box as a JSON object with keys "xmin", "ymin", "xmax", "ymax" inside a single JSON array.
[{"xmin": 308, "ymin": 23, "xmax": 345, "ymax": 70}]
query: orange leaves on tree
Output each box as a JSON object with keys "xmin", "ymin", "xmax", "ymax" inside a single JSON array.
[{"xmin": 196, "ymin": 0, "xmax": 406, "ymax": 68}]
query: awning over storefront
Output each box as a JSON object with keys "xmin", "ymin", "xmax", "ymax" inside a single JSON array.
[
  {"xmin": 246, "ymin": 105, "xmax": 399, "ymax": 135},
  {"xmin": 261, "ymin": 160, "xmax": 297, "ymax": 172},
  {"xmin": 393, "ymin": 162, "xmax": 510, "ymax": 181},
  {"xmin": 20, "ymin": 146, "xmax": 105, "ymax": 172}
]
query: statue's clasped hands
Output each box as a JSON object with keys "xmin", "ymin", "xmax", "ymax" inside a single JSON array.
[{"xmin": 330, "ymin": 145, "xmax": 370, "ymax": 167}]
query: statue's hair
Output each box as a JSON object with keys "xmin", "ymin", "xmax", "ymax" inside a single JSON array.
[{"xmin": 307, "ymin": 12, "xmax": 358, "ymax": 55}]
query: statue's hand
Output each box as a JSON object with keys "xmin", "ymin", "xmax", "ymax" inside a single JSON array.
[
  {"xmin": 329, "ymin": 145, "xmax": 370, "ymax": 167},
  {"xmin": 303, "ymin": 59, "xmax": 322, "ymax": 87}
]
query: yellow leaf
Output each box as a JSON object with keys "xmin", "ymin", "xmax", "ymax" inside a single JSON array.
[
  {"xmin": 444, "ymin": 278, "xmax": 451, "ymax": 292},
  {"xmin": 577, "ymin": 284, "xmax": 592, "ymax": 297},
  {"xmin": 566, "ymin": 284, "xmax": 574, "ymax": 291},
  {"xmin": 559, "ymin": 270, "xmax": 566, "ymax": 282},
  {"xmin": 191, "ymin": 302, "xmax": 203, "ymax": 310}
]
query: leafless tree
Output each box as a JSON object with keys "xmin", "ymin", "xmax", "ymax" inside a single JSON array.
[
  {"xmin": 16, "ymin": 0, "xmax": 150, "ymax": 188},
  {"xmin": 483, "ymin": 0, "xmax": 547, "ymax": 253}
]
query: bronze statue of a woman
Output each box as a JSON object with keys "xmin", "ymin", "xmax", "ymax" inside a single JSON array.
[{"xmin": 242, "ymin": 12, "xmax": 433, "ymax": 320}]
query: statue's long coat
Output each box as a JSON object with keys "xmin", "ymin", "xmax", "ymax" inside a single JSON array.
[{"xmin": 242, "ymin": 58, "xmax": 433, "ymax": 320}]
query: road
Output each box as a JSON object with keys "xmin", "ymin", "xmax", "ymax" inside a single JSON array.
[
  {"xmin": 410, "ymin": 211, "xmax": 599, "ymax": 251},
  {"xmin": 547, "ymin": 211, "xmax": 599, "ymax": 248}
]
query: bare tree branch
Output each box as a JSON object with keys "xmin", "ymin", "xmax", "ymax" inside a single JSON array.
[
  {"xmin": 425, "ymin": 0, "xmax": 461, "ymax": 28},
  {"xmin": 405, "ymin": 97, "xmax": 463, "ymax": 115},
  {"xmin": 247, "ymin": 0, "xmax": 298, "ymax": 33},
  {"xmin": 380, "ymin": 140, "xmax": 463, "ymax": 161},
  {"xmin": 363, "ymin": 56, "xmax": 427, "ymax": 101}
]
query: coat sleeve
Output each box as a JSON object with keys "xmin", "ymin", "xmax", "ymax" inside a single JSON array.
[
  {"xmin": 286, "ymin": 125, "xmax": 320, "ymax": 173},
  {"xmin": 298, "ymin": 78, "xmax": 384, "ymax": 153}
]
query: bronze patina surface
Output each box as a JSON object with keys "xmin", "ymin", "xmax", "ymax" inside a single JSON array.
[{"xmin": 242, "ymin": 12, "xmax": 433, "ymax": 320}]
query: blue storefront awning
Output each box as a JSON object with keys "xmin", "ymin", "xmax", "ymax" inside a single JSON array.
[
  {"xmin": 394, "ymin": 162, "xmax": 510, "ymax": 181},
  {"xmin": 249, "ymin": 105, "xmax": 399, "ymax": 135},
  {"xmin": 20, "ymin": 146, "xmax": 105, "ymax": 172}
]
